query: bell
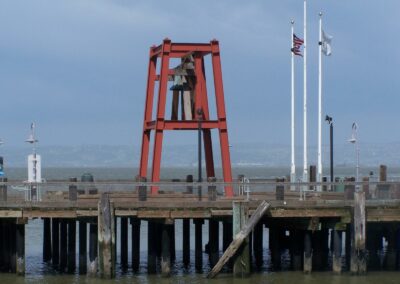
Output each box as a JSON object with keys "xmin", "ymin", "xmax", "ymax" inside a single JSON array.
[{"xmin": 170, "ymin": 75, "xmax": 190, "ymax": 91}]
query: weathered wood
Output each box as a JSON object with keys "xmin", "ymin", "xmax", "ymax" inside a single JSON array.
[
  {"xmin": 51, "ymin": 218, "xmax": 60, "ymax": 267},
  {"xmin": 120, "ymin": 217, "xmax": 128, "ymax": 269},
  {"xmin": 303, "ymin": 230, "xmax": 312, "ymax": 273},
  {"xmin": 253, "ymin": 221, "xmax": 263, "ymax": 269},
  {"xmin": 79, "ymin": 220, "xmax": 87, "ymax": 274},
  {"xmin": 384, "ymin": 226, "xmax": 397, "ymax": 270},
  {"xmin": 269, "ymin": 227, "xmax": 281, "ymax": 270},
  {"xmin": 147, "ymin": 221, "xmax": 157, "ymax": 274},
  {"xmin": 16, "ymin": 223, "xmax": 25, "ymax": 276},
  {"xmin": 182, "ymin": 219, "xmax": 190, "ymax": 266},
  {"xmin": 171, "ymin": 90, "xmax": 179, "ymax": 120},
  {"xmin": 60, "ymin": 219, "xmax": 68, "ymax": 272},
  {"xmin": 69, "ymin": 177, "xmax": 78, "ymax": 201},
  {"xmin": 332, "ymin": 229, "xmax": 343, "ymax": 274},
  {"xmin": 131, "ymin": 218, "xmax": 140, "ymax": 272},
  {"xmin": 350, "ymin": 191, "xmax": 366, "ymax": 274},
  {"xmin": 88, "ymin": 222, "xmax": 98, "ymax": 276},
  {"xmin": 290, "ymin": 229, "xmax": 303, "ymax": 270},
  {"xmin": 67, "ymin": 219, "xmax": 76, "ymax": 273},
  {"xmin": 182, "ymin": 90, "xmax": 192, "ymax": 120},
  {"xmin": 208, "ymin": 219, "xmax": 219, "ymax": 267},
  {"xmin": 194, "ymin": 218, "xmax": 204, "ymax": 272},
  {"xmin": 98, "ymin": 194, "xmax": 115, "ymax": 278},
  {"xmin": 208, "ymin": 200, "xmax": 270, "ymax": 278},
  {"xmin": 161, "ymin": 223, "xmax": 172, "ymax": 277},
  {"xmin": 43, "ymin": 218, "xmax": 52, "ymax": 262},
  {"xmin": 232, "ymin": 202, "xmax": 250, "ymax": 277}
]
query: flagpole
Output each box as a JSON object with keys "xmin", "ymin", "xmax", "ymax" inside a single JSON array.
[
  {"xmin": 290, "ymin": 20, "xmax": 296, "ymax": 189},
  {"xmin": 317, "ymin": 12, "xmax": 323, "ymax": 191},
  {"xmin": 303, "ymin": 0, "xmax": 308, "ymax": 183}
]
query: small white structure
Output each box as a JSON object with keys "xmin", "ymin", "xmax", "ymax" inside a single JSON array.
[{"xmin": 28, "ymin": 154, "xmax": 42, "ymax": 183}]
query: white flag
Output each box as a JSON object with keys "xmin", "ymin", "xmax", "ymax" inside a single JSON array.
[{"xmin": 321, "ymin": 30, "xmax": 333, "ymax": 56}]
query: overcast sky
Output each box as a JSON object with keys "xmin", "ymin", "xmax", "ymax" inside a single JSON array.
[{"xmin": 0, "ymin": 0, "xmax": 398, "ymax": 153}]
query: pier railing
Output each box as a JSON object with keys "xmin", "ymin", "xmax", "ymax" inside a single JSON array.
[{"xmin": 0, "ymin": 179, "xmax": 398, "ymax": 203}]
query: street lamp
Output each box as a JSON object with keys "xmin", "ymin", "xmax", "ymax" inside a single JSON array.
[
  {"xmin": 348, "ymin": 122, "xmax": 360, "ymax": 192},
  {"xmin": 325, "ymin": 115, "xmax": 333, "ymax": 184}
]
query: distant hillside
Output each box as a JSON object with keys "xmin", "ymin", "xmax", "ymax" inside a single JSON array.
[{"xmin": 0, "ymin": 142, "xmax": 398, "ymax": 168}]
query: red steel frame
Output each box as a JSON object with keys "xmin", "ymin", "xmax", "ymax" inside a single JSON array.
[{"xmin": 139, "ymin": 38, "xmax": 233, "ymax": 196}]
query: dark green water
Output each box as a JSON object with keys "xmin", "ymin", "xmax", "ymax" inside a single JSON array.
[{"xmin": 3, "ymin": 167, "xmax": 400, "ymax": 283}]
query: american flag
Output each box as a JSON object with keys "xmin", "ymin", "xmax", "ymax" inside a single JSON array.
[{"xmin": 292, "ymin": 34, "xmax": 304, "ymax": 57}]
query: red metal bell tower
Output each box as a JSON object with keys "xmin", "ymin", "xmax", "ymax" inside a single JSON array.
[{"xmin": 138, "ymin": 38, "xmax": 233, "ymax": 196}]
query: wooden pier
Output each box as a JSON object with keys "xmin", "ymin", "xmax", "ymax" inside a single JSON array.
[{"xmin": 0, "ymin": 177, "xmax": 400, "ymax": 278}]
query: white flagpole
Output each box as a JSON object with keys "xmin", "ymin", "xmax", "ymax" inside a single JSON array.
[
  {"xmin": 290, "ymin": 20, "xmax": 296, "ymax": 189},
  {"xmin": 303, "ymin": 0, "xmax": 308, "ymax": 183},
  {"xmin": 317, "ymin": 12, "xmax": 323, "ymax": 191}
]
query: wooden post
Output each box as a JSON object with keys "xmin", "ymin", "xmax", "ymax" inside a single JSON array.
[
  {"xmin": 182, "ymin": 219, "xmax": 190, "ymax": 266},
  {"xmin": 366, "ymin": 226, "xmax": 381, "ymax": 270},
  {"xmin": 194, "ymin": 219, "xmax": 204, "ymax": 272},
  {"xmin": 379, "ymin": 164, "xmax": 387, "ymax": 182},
  {"xmin": 147, "ymin": 221, "xmax": 157, "ymax": 274},
  {"xmin": 275, "ymin": 178, "xmax": 284, "ymax": 201},
  {"xmin": 9, "ymin": 222, "xmax": 16, "ymax": 273},
  {"xmin": 88, "ymin": 222, "xmax": 98, "ymax": 276},
  {"xmin": 120, "ymin": 217, "xmax": 128, "ymax": 269},
  {"xmin": 161, "ymin": 222, "xmax": 173, "ymax": 277},
  {"xmin": 253, "ymin": 221, "xmax": 263, "ymax": 269},
  {"xmin": 43, "ymin": 218, "xmax": 52, "ymax": 262},
  {"xmin": 208, "ymin": 177, "xmax": 217, "ymax": 201},
  {"xmin": 137, "ymin": 176, "xmax": 147, "ymax": 201},
  {"xmin": 60, "ymin": 219, "xmax": 68, "ymax": 272},
  {"xmin": 67, "ymin": 219, "xmax": 76, "ymax": 273},
  {"xmin": 0, "ymin": 177, "xmax": 7, "ymax": 202},
  {"xmin": 384, "ymin": 226, "xmax": 397, "ymax": 270},
  {"xmin": 52, "ymin": 218, "xmax": 60, "ymax": 267},
  {"xmin": 332, "ymin": 229, "xmax": 343, "ymax": 274},
  {"xmin": 208, "ymin": 219, "xmax": 219, "ymax": 267},
  {"xmin": 269, "ymin": 227, "xmax": 281, "ymax": 270},
  {"xmin": 79, "ymin": 220, "xmax": 87, "ymax": 274},
  {"xmin": 350, "ymin": 191, "xmax": 366, "ymax": 275},
  {"xmin": 169, "ymin": 222, "xmax": 176, "ymax": 262},
  {"xmin": 69, "ymin": 177, "xmax": 78, "ymax": 201},
  {"xmin": 233, "ymin": 201, "xmax": 250, "ymax": 277},
  {"xmin": 290, "ymin": 229, "xmax": 303, "ymax": 270},
  {"xmin": 186, "ymin": 175, "xmax": 193, "ymax": 194},
  {"xmin": 303, "ymin": 230, "xmax": 312, "ymax": 273},
  {"xmin": 345, "ymin": 224, "xmax": 351, "ymax": 271},
  {"xmin": 16, "ymin": 221, "xmax": 25, "ymax": 276},
  {"xmin": 98, "ymin": 194, "xmax": 115, "ymax": 279},
  {"xmin": 131, "ymin": 218, "xmax": 140, "ymax": 272}
]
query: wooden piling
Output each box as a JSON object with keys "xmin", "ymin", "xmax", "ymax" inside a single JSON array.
[
  {"xmin": 208, "ymin": 219, "xmax": 219, "ymax": 267},
  {"xmin": 69, "ymin": 177, "xmax": 78, "ymax": 201},
  {"xmin": 332, "ymin": 229, "xmax": 343, "ymax": 274},
  {"xmin": 60, "ymin": 219, "xmax": 68, "ymax": 272},
  {"xmin": 384, "ymin": 226, "xmax": 397, "ymax": 270},
  {"xmin": 67, "ymin": 219, "xmax": 76, "ymax": 273},
  {"xmin": 43, "ymin": 218, "xmax": 52, "ymax": 262},
  {"xmin": 161, "ymin": 222, "xmax": 173, "ymax": 277},
  {"xmin": 88, "ymin": 222, "xmax": 98, "ymax": 276},
  {"xmin": 147, "ymin": 221, "xmax": 157, "ymax": 274},
  {"xmin": 79, "ymin": 220, "xmax": 87, "ymax": 274},
  {"xmin": 290, "ymin": 229, "xmax": 303, "ymax": 270},
  {"xmin": 120, "ymin": 217, "xmax": 128, "ymax": 269},
  {"xmin": 182, "ymin": 219, "xmax": 190, "ymax": 266},
  {"xmin": 233, "ymin": 202, "xmax": 250, "ymax": 277},
  {"xmin": 345, "ymin": 224, "xmax": 351, "ymax": 270},
  {"xmin": 303, "ymin": 230, "xmax": 313, "ymax": 273},
  {"xmin": 98, "ymin": 194, "xmax": 115, "ymax": 279},
  {"xmin": 350, "ymin": 191, "xmax": 367, "ymax": 275},
  {"xmin": 194, "ymin": 218, "xmax": 204, "ymax": 272},
  {"xmin": 366, "ymin": 226, "xmax": 381, "ymax": 270},
  {"xmin": 52, "ymin": 218, "xmax": 60, "ymax": 267},
  {"xmin": 169, "ymin": 221, "xmax": 176, "ymax": 262},
  {"xmin": 16, "ymin": 221, "xmax": 25, "ymax": 276},
  {"xmin": 9, "ymin": 222, "xmax": 16, "ymax": 273},
  {"xmin": 269, "ymin": 227, "xmax": 281, "ymax": 270},
  {"xmin": 131, "ymin": 218, "xmax": 141, "ymax": 272},
  {"xmin": 253, "ymin": 222, "xmax": 263, "ymax": 269}
]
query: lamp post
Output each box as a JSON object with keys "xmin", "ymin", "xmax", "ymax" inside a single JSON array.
[
  {"xmin": 325, "ymin": 115, "xmax": 333, "ymax": 184},
  {"xmin": 348, "ymin": 122, "xmax": 360, "ymax": 192}
]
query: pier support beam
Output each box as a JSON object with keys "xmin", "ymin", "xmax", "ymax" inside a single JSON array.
[
  {"xmin": 233, "ymin": 202, "xmax": 250, "ymax": 277},
  {"xmin": 350, "ymin": 191, "xmax": 367, "ymax": 275},
  {"xmin": 43, "ymin": 218, "xmax": 52, "ymax": 262},
  {"xmin": 269, "ymin": 227, "xmax": 281, "ymax": 270},
  {"xmin": 67, "ymin": 219, "xmax": 76, "ymax": 273},
  {"xmin": 332, "ymin": 229, "xmax": 343, "ymax": 274},
  {"xmin": 208, "ymin": 219, "xmax": 219, "ymax": 268},
  {"xmin": 98, "ymin": 194, "xmax": 115, "ymax": 279},
  {"xmin": 194, "ymin": 219, "xmax": 204, "ymax": 272},
  {"xmin": 161, "ymin": 221, "xmax": 174, "ymax": 277},
  {"xmin": 51, "ymin": 218, "xmax": 60, "ymax": 267},
  {"xmin": 303, "ymin": 231, "xmax": 313, "ymax": 273},
  {"xmin": 290, "ymin": 229, "xmax": 303, "ymax": 270},
  {"xmin": 79, "ymin": 220, "xmax": 87, "ymax": 274},
  {"xmin": 147, "ymin": 221, "xmax": 157, "ymax": 274},
  {"xmin": 120, "ymin": 217, "xmax": 128, "ymax": 269},
  {"xmin": 16, "ymin": 220, "xmax": 25, "ymax": 276},
  {"xmin": 253, "ymin": 222, "xmax": 263, "ymax": 269},
  {"xmin": 366, "ymin": 226, "xmax": 382, "ymax": 270},
  {"xmin": 384, "ymin": 226, "xmax": 397, "ymax": 270},
  {"xmin": 182, "ymin": 219, "xmax": 190, "ymax": 267},
  {"xmin": 60, "ymin": 219, "xmax": 68, "ymax": 272},
  {"xmin": 131, "ymin": 218, "xmax": 140, "ymax": 272},
  {"xmin": 88, "ymin": 222, "xmax": 98, "ymax": 276}
]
